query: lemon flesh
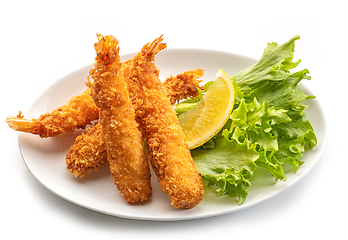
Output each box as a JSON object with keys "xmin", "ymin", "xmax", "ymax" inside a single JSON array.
[{"xmin": 179, "ymin": 69, "xmax": 235, "ymax": 149}]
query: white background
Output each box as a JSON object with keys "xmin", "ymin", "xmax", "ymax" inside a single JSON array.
[{"xmin": 1, "ymin": 0, "xmax": 346, "ymax": 239}]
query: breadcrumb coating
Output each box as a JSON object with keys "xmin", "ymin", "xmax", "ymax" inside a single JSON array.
[
  {"xmin": 6, "ymin": 68, "xmax": 203, "ymax": 139},
  {"xmin": 89, "ymin": 33, "xmax": 151, "ymax": 203},
  {"xmin": 66, "ymin": 122, "xmax": 106, "ymax": 177},
  {"xmin": 5, "ymin": 88, "xmax": 99, "ymax": 138},
  {"xmin": 130, "ymin": 35, "xmax": 204, "ymax": 208},
  {"xmin": 66, "ymin": 68, "xmax": 204, "ymax": 178},
  {"xmin": 165, "ymin": 68, "xmax": 204, "ymax": 105},
  {"xmin": 6, "ymin": 34, "xmax": 205, "ymax": 208}
]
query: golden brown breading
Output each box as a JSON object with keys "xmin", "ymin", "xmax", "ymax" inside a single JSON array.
[
  {"xmin": 130, "ymin": 35, "xmax": 204, "ymax": 208},
  {"xmin": 6, "ymin": 67, "xmax": 203, "ymax": 139},
  {"xmin": 165, "ymin": 68, "xmax": 204, "ymax": 105},
  {"xmin": 89, "ymin": 33, "xmax": 151, "ymax": 203},
  {"xmin": 66, "ymin": 68, "xmax": 204, "ymax": 178},
  {"xmin": 5, "ymin": 88, "xmax": 99, "ymax": 138},
  {"xmin": 66, "ymin": 122, "xmax": 106, "ymax": 177}
]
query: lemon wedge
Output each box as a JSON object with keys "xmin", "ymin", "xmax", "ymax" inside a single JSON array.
[{"xmin": 179, "ymin": 69, "xmax": 235, "ymax": 149}]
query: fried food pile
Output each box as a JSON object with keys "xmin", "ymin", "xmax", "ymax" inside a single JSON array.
[{"xmin": 6, "ymin": 34, "xmax": 205, "ymax": 208}]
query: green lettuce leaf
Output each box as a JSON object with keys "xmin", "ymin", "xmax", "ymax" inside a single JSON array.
[
  {"xmin": 175, "ymin": 35, "xmax": 317, "ymax": 204},
  {"xmin": 191, "ymin": 126, "xmax": 258, "ymax": 204},
  {"xmin": 234, "ymin": 35, "xmax": 302, "ymax": 87},
  {"xmin": 230, "ymin": 35, "xmax": 317, "ymax": 180}
]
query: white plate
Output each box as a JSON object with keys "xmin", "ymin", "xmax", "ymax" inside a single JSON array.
[{"xmin": 18, "ymin": 49, "xmax": 327, "ymax": 221}]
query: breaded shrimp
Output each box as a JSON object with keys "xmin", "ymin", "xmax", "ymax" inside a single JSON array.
[
  {"xmin": 6, "ymin": 68, "xmax": 203, "ymax": 138},
  {"xmin": 165, "ymin": 68, "xmax": 204, "ymax": 105},
  {"xmin": 66, "ymin": 122, "xmax": 106, "ymax": 177},
  {"xmin": 89, "ymin": 33, "xmax": 151, "ymax": 203},
  {"xmin": 67, "ymin": 68, "xmax": 204, "ymax": 177},
  {"xmin": 5, "ymin": 88, "xmax": 99, "ymax": 138},
  {"xmin": 130, "ymin": 36, "xmax": 204, "ymax": 208}
]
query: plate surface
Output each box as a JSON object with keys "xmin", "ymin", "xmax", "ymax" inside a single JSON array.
[{"xmin": 18, "ymin": 49, "xmax": 327, "ymax": 221}]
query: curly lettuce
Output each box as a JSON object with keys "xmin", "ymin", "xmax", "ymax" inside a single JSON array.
[{"xmin": 176, "ymin": 36, "xmax": 317, "ymax": 204}]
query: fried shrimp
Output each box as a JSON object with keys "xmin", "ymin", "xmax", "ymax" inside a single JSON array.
[
  {"xmin": 89, "ymin": 33, "xmax": 151, "ymax": 203},
  {"xmin": 5, "ymin": 88, "xmax": 99, "ymax": 138},
  {"xmin": 130, "ymin": 36, "xmax": 204, "ymax": 208},
  {"xmin": 165, "ymin": 68, "xmax": 204, "ymax": 105},
  {"xmin": 66, "ymin": 68, "xmax": 204, "ymax": 178},
  {"xmin": 6, "ymin": 68, "xmax": 203, "ymax": 138},
  {"xmin": 66, "ymin": 122, "xmax": 106, "ymax": 177}
]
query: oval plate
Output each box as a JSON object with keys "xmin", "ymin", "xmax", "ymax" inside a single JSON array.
[{"xmin": 18, "ymin": 49, "xmax": 327, "ymax": 221}]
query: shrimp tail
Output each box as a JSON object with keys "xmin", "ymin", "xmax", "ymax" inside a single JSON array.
[
  {"xmin": 141, "ymin": 35, "xmax": 166, "ymax": 60},
  {"xmin": 6, "ymin": 112, "xmax": 43, "ymax": 136},
  {"xmin": 5, "ymin": 88, "xmax": 100, "ymax": 138}
]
